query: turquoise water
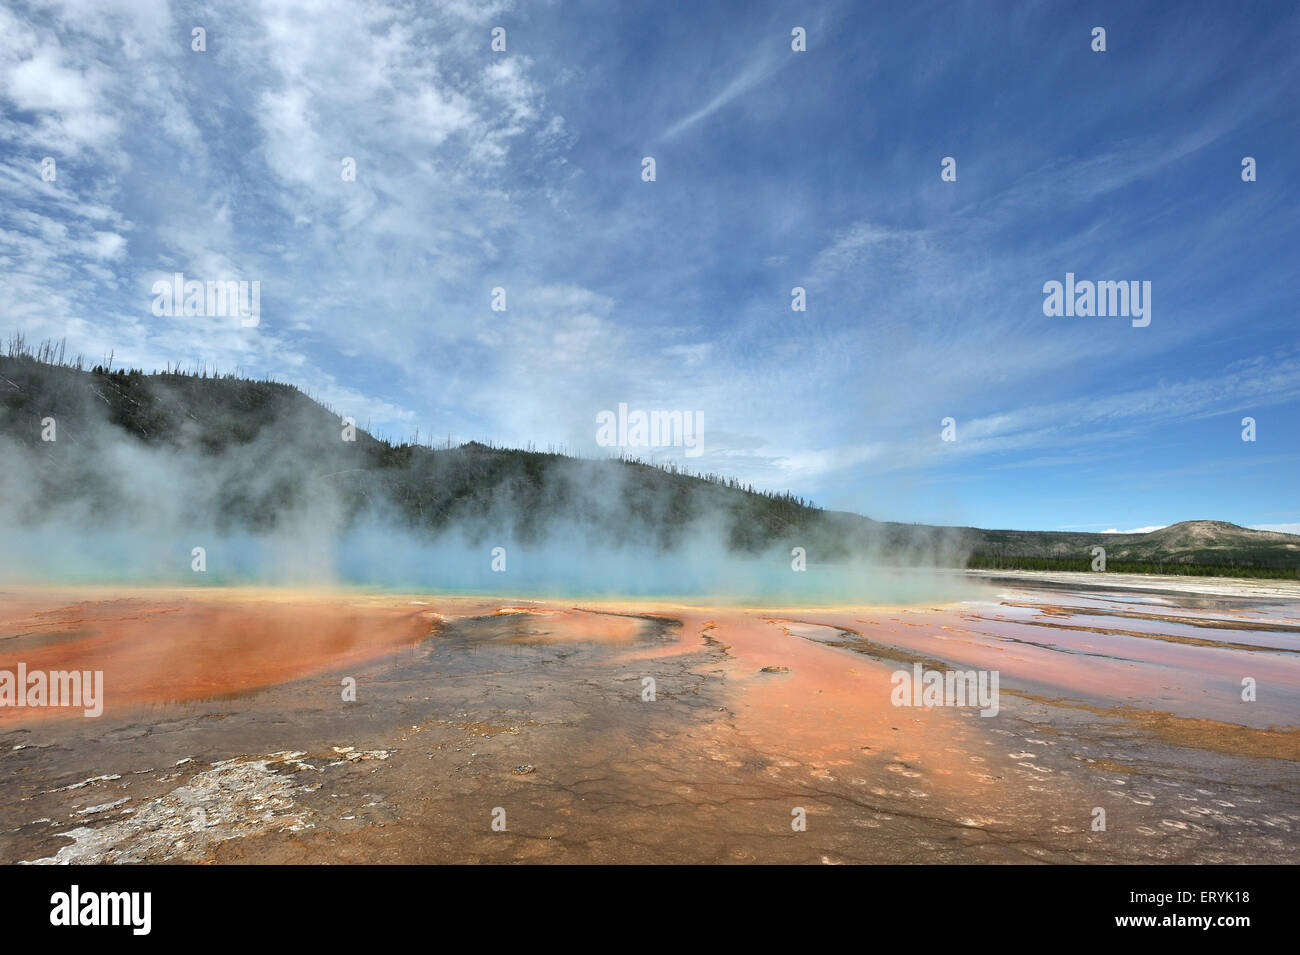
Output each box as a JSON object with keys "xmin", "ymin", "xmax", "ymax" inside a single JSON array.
[{"xmin": 0, "ymin": 528, "xmax": 981, "ymax": 606}]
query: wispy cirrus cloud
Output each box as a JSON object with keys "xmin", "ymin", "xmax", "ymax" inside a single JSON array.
[{"xmin": 0, "ymin": 0, "xmax": 1295, "ymax": 534}]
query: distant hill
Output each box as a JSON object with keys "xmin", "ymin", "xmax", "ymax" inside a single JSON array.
[
  {"xmin": 1, "ymin": 342, "xmax": 1296, "ymax": 576},
  {"xmin": 963, "ymin": 520, "xmax": 1299, "ymax": 578},
  {"xmin": 1139, "ymin": 520, "xmax": 1300, "ymax": 561}
]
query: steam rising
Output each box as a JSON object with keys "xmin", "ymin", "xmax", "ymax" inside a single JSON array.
[{"xmin": 0, "ymin": 357, "xmax": 976, "ymax": 604}]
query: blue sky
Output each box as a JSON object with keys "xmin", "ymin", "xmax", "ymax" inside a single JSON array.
[{"xmin": 1, "ymin": 0, "xmax": 1297, "ymax": 533}]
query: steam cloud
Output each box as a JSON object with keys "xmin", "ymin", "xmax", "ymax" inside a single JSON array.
[{"xmin": 0, "ymin": 355, "xmax": 976, "ymax": 604}]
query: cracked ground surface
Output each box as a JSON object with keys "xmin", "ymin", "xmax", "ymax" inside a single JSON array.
[{"xmin": 1, "ymin": 579, "xmax": 1296, "ymax": 863}]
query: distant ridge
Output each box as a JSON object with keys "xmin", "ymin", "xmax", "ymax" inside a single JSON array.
[{"xmin": 963, "ymin": 518, "xmax": 1298, "ymax": 578}]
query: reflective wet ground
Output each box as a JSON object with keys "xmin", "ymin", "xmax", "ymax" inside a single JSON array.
[{"xmin": 1, "ymin": 575, "xmax": 1296, "ymax": 863}]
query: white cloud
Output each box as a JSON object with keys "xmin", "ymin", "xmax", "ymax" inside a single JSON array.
[
  {"xmin": 6, "ymin": 45, "xmax": 98, "ymax": 111},
  {"xmin": 87, "ymin": 230, "xmax": 126, "ymax": 260},
  {"xmin": 662, "ymin": 59, "xmax": 777, "ymax": 139},
  {"xmin": 1250, "ymin": 524, "xmax": 1300, "ymax": 536}
]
